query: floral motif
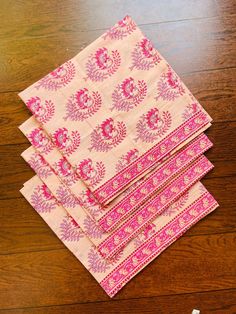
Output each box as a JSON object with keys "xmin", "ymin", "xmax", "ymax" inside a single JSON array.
[
  {"xmin": 133, "ymin": 223, "xmax": 156, "ymax": 248},
  {"xmin": 182, "ymin": 103, "xmax": 200, "ymax": 121},
  {"xmin": 89, "ymin": 118, "xmax": 126, "ymax": 152},
  {"xmin": 85, "ymin": 47, "xmax": 121, "ymax": 82},
  {"xmin": 52, "ymin": 128, "xmax": 80, "ymax": 156},
  {"xmin": 130, "ymin": 38, "xmax": 162, "ymax": 71},
  {"xmin": 56, "ymin": 186, "xmax": 80, "ymax": 208},
  {"xmin": 35, "ymin": 61, "xmax": 76, "ymax": 91},
  {"xmin": 88, "ymin": 247, "xmax": 110, "ymax": 273},
  {"xmin": 79, "ymin": 189, "xmax": 101, "ymax": 218},
  {"xmin": 110, "ymin": 77, "xmax": 147, "ymax": 111},
  {"xmin": 155, "ymin": 66, "xmax": 185, "ymax": 101},
  {"xmin": 28, "ymin": 153, "xmax": 53, "ymax": 179},
  {"xmin": 26, "ymin": 96, "xmax": 55, "ymax": 124},
  {"xmin": 115, "ymin": 149, "xmax": 139, "ymax": 172},
  {"xmin": 83, "ymin": 216, "xmax": 103, "ymax": 239},
  {"xmin": 64, "ymin": 88, "xmax": 102, "ymax": 121},
  {"xmin": 28, "ymin": 128, "xmax": 53, "ymax": 154},
  {"xmin": 103, "ymin": 15, "xmax": 136, "ymax": 40},
  {"xmin": 135, "ymin": 108, "xmax": 172, "ymax": 142},
  {"xmin": 77, "ymin": 158, "xmax": 105, "ymax": 187},
  {"xmin": 53, "ymin": 157, "xmax": 78, "ymax": 186},
  {"xmin": 162, "ymin": 192, "xmax": 189, "ymax": 216},
  {"xmin": 30, "ymin": 184, "xmax": 57, "ymax": 213},
  {"xmin": 59, "ymin": 215, "xmax": 84, "ymax": 241}
]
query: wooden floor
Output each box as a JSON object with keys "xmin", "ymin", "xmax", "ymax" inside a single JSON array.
[{"xmin": 0, "ymin": 1, "xmax": 236, "ymax": 313}]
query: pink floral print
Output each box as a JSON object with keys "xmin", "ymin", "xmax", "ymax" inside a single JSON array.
[
  {"xmin": 182, "ymin": 103, "xmax": 200, "ymax": 121},
  {"xmin": 28, "ymin": 128, "xmax": 53, "ymax": 154},
  {"xmin": 85, "ymin": 47, "xmax": 121, "ymax": 82},
  {"xmin": 77, "ymin": 158, "xmax": 105, "ymax": 188},
  {"xmin": 59, "ymin": 215, "xmax": 84, "ymax": 241},
  {"xmin": 162, "ymin": 192, "xmax": 189, "ymax": 216},
  {"xmin": 89, "ymin": 118, "xmax": 126, "ymax": 152},
  {"xmin": 64, "ymin": 88, "xmax": 102, "ymax": 121},
  {"xmin": 53, "ymin": 157, "xmax": 78, "ymax": 186},
  {"xmin": 28, "ymin": 153, "xmax": 53, "ymax": 179},
  {"xmin": 103, "ymin": 15, "xmax": 136, "ymax": 40},
  {"xmin": 135, "ymin": 108, "xmax": 172, "ymax": 142},
  {"xmin": 155, "ymin": 66, "xmax": 185, "ymax": 101},
  {"xmin": 52, "ymin": 128, "xmax": 80, "ymax": 156},
  {"xmin": 30, "ymin": 184, "xmax": 57, "ymax": 213},
  {"xmin": 115, "ymin": 149, "xmax": 139, "ymax": 172},
  {"xmin": 130, "ymin": 38, "xmax": 162, "ymax": 71},
  {"xmin": 35, "ymin": 61, "xmax": 76, "ymax": 91},
  {"xmin": 110, "ymin": 77, "xmax": 147, "ymax": 111},
  {"xmin": 26, "ymin": 96, "xmax": 55, "ymax": 124}
]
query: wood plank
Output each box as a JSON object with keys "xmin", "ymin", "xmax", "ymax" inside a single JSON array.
[
  {"xmin": 1, "ymin": 289, "xmax": 235, "ymax": 314},
  {"xmin": 1, "ymin": 14, "xmax": 236, "ymax": 92},
  {"xmin": 0, "ymin": 0, "xmax": 218, "ymax": 40},
  {"xmin": 0, "ymin": 232, "xmax": 235, "ymax": 309},
  {"xmin": 0, "ymin": 175, "xmax": 235, "ymax": 255}
]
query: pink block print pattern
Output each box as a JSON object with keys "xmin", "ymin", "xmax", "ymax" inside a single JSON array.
[
  {"xmin": 53, "ymin": 157, "xmax": 78, "ymax": 186},
  {"xmin": 26, "ymin": 97, "xmax": 55, "ymax": 124},
  {"xmin": 52, "ymin": 128, "xmax": 80, "ymax": 156},
  {"xmin": 130, "ymin": 38, "xmax": 162, "ymax": 71},
  {"xmin": 110, "ymin": 77, "xmax": 147, "ymax": 111},
  {"xmin": 30, "ymin": 184, "xmax": 57, "ymax": 213},
  {"xmin": 59, "ymin": 215, "xmax": 84, "ymax": 242},
  {"xmin": 162, "ymin": 191, "xmax": 189, "ymax": 217},
  {"xmin": 85, "ymin": 47, "xmax": 121, "ymax": 82},
  {"xmin": 100, "ymin": 192, "xmax": 218, "ymax": 297},
  {"xmin": 135, "ymin": 108, "xmax": 172, "ymax": 143},
  {"xmin": 98, "ymin": 134, "xmax": 212, "ymax": 232},
  {"xmin": 94, "ymin": 111, "xmax": 210, "ymax": 205},
  {"xmin": 77, "ymin": 158, "xmax": 105, "ymax": 188},
  {"xmin": 56, "ymin": 185, "xmax": 80, "ymax": 209},
  {"xmin": 89, "ymin": 118, "xmax": 127, "ymax": 152},
  {"xmin": 155, "ymin": 66, "xmax": 185, "ymax": 101},
  {"xmin": 98, "ymin": 156, "xmax": 213, "ymax": 259},
  {"xmin": 182, "ymin": 103, "xmax": 201, "ymax": 121},
  {"xmin": 28, "ymin": 128, "xmax": 53, "ymax": 155},
  {"xmin": 35, "ymin": 61, "xmax": 76, "ymax": 91},
  {"xmin": 103, "ymin": 15, "xmax": 137, "ymax": 40},
  {"xmin": 79, "ymin": 189, "xmax": 101, "ymax": 218},
  {"xmin": 28, "ymin": 152, "xmax": 53, "ymax": 179},
  {"xmin": 64, "ymin": 88, "xmax": 102, "ymax": 121},
  {"xmin": 115, "ymin": 149, "xmax": 139, "ymax": 173}
]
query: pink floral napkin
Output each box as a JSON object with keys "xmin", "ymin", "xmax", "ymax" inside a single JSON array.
[
  {"xmin": 21, "ymin": 136, "xmax": 213, "ymax": 253},
  {"xmin": 21, "ymin": 176, "xmax": 218, "ymax": 297},
  {"xmin": 18, "ymin": 15, "xmax": 212, "ymax": 205},
  {"xmin": 18, "ymin": 15, "xmax": 219, "ymax": 297}
]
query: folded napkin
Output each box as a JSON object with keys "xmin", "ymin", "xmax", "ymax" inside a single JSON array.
[
  {"xmin": 21, "ymin": 176, "xmax": 218, "ymax": 297},
  {"xmin": 20, "ymin": 116, "xmax": 213, "ymax": 232},
  {"xmin": 18, "ymin": 15, "xmax": 218, "ymax": 298},
  {"xmin": 18, "ymin": 15, "xmax": 212, "ymax": 205}
]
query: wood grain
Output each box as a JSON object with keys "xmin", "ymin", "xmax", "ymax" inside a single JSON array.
[{"xmin": 0, "ymin": 0, "xmax": 236, "ymax": 312}]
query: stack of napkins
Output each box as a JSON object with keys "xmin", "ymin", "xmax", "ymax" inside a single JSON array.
[{"xmin": 19, "ymin": 16, "xmax": 219, "ymax": 297}]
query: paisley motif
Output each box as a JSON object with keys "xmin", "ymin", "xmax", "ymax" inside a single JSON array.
[
  {"xmin": 135, "ymin": 108, "xmax": 172, "ymax": 143},
  {"xmin": 89, "ymin": 118, "xmax": 126, "ymax": 152},
  {"xmin": 102, "ymin": 15, "xmax": 136, "ymax": 40},
  {"xmin": 26, "ymin": 96, "xmax": 55, "ymax": 124},
  {"xmin": 52, "ymin": 128, "xmax": 80, "ymax": 156},
  {"xmin": 155, "ymin": 66, "xmax": 185, "ymax": 101},
  {"xmin": 77, "ymin": 158, "xmax": 105, "ymax": 188},
  {"xmin": 35, "ymin": 61, "xmax": 76, "ymax": 91},
  {"xmin": 110, "ymin": 77, "xmax": 147, "ymax": 111},
  {"xmin": 130, "ymin": 38, "xmax": 162, "ymax": 71},
  {"xmin": 85, "ymin": 47, "xmax": 121, "ymax": 82},
  {"xmin": 64, "ymin": 88, "xmax": 102, "ymax": 121}
]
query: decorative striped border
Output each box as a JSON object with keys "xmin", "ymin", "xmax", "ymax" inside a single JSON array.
[
  {"xmin": 93, "ymin": 111, "xmax": 210, "ymax": 205},
  {"xmin": 98, "ymin": 156, "xmax": 213, "ymax": 259},
  {"xmin": 100, "ymin": 192, "xmax": 218, "ymax": 297},
  {"xmin": 98, "ymin": 133, "xmax": 212, "ymax": 232}
]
